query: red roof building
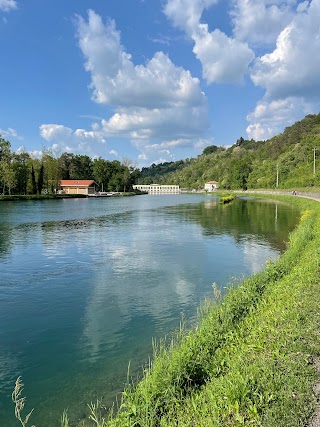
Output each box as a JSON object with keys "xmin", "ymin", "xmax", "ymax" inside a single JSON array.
[{"xmin": 60, "ymin": 180, "xmax": 97, "ymax": 195}]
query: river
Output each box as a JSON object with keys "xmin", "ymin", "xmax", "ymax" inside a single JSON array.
[{"xmin": 0, "ymin": 194, "xmax": 299, "ymax": 426}]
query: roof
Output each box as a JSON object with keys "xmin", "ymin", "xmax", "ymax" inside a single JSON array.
[
  {"xmin": 206, "ymin": 181, "xmax": 219, "ymax": 184},
  {"xmin": 60, "ymin": 180, "xmax": 96, "ymax": 187}
]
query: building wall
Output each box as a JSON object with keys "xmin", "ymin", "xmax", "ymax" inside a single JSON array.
[
  {"xmin": 133, "ymin": 184, "xmax": 180, "ymax": 194},
  {"xmin": 204, "ymin": 183, "xmax": 219, "ymax": 191},
  {"xmin": 62, "ymin": 185, "xmax": 95, "ymax": 195}
]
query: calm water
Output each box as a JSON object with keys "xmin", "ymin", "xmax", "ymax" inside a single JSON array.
[{"xmin": 0, "ymin": 195, "xmax": 299, "ymax": 426}]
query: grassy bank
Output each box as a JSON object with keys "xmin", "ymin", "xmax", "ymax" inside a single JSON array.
[{"xmin": 77, "ymin": 196, "xmax": 320, "ymax": 427}]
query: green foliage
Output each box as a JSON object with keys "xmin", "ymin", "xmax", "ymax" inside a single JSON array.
[
  {"xmin": 137, "ymin": 113, "xmax": 320, "ymax": 190},
  {"xmin": 37, "ymin": 164, "xmax": 44, "ymax": 195},
  {"xmin": 202, "ymin": 144, "xmax": 222, "ymax": 155},
  {"xmin": 219, "ymin": 194, "xmax": 236, "ymax": 203},
  {"xmin": 0, "ymin": 144, "xmax": 138, "ymax": 196}
]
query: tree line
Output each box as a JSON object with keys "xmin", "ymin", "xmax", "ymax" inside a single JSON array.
[
  {"xmin": 136, "ymin": 113, "xmax": 320, "ymax": 190},
  {"xmin": 0, "ymin": 138, "xmax": 140, "ymax": 195}
]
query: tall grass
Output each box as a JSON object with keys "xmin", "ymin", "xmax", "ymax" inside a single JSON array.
[{"xmin": 12, "ymin": 377, "xmax": 35, "ymax": 427}]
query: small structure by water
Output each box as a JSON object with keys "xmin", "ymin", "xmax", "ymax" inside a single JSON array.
[
  {"xmin": 60, "ymin": 180, "xmax": 97, "ymax": 195},
  {"xmin": 132, "ymin": 184, "xmax": 180, "ymax": 194},
  {"xmin": 204, "ymin": 181, "xmax": 219, "ymax": 191}
]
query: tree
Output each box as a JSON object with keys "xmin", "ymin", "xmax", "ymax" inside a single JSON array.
[
  {"xmin": 31, "ymin": 165, "xmax": 37, "ymax": 194},
  {"xmin": 202, "ymin": 145, "xmax": 219, "ymax": 155},
  {"xmin": 0, "ymin": 162, "xmax": 16, "ymax": 195},
  {"xmin": 37, "ymin": 164, "xmax": 44, "ymax": 194},
  {"xmin": 0, "ymin": 137, "xmax": 11, "ymax": 163},
  {"xmin": 92, "ymin": 158, "xmax": 112, "ymax": 191},
  {"xmin": 12, "ymin": 150, "xmax": 30, "ymax": 195}
]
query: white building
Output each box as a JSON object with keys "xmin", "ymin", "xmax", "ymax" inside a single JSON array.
[
  {"xmin": 204, "ymin": 181, "xmax": 219, "ymax": 191},
  {"xmin": 133, "ymin": 184, "xmax": 180, "ymax": 194}
]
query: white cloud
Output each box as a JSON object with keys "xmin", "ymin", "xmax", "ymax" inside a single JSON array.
[
  {"xmin": 164, "ymin": 0, "xmax": 218, "ymax": 35},
  {"xmin": 246, "ymin": 97, "xmax": 316, "ymax": 140},
  {"xmin": 138, "ymin": 153, "xmax": 147, "ymax": 161},
  {"xmin": 132, "ymin": 136, "xmax": 210, "ymax": 165},
  {"xmin": 247, "ymin": 0, "xmax": 320, "ymax": 139},
  {"xmin": 192, "ymin": 25, "xmax": 255, "ymax": 84},
  {"xmin": 194, "ymin": 138, "xmax": 214, "ymax": 150},
  {"xmin": 0, "ymin": 0, "xmax": 17, "ymax": 12},
  {"xmin": 29, "ymin": 150, "xmax": 43, "ymax": 159},
  {"xmin": 76, "ymin": 10, "xmax": 205, "ymax": 109},
  {"xmin": 73, "ymin": 10, "xmax": 209, "ymax": 163},
  {"xmin": 109, "ymin": 149, "xmax": 118, "ymax": 157},
  {"xmin": 39, "ymin": 123, "xmax": 106, "ymax": 157},
  {"xmin": 251, "ymin": 0, "xmax": 320, "ymax": 100},
  {"xmin": 0, "ymin": 127, "xmax": 23, "ymax": 140},
  {"xmin": 231, "ymin": 0, "xmax": 298, "ymax": 46},
  {"xmin": 164, "ymin": 0, "xmax": 255, "ymax": 83},
  {"xmin": 100, "ymin": 103, "xmax": 208, "ymax": 141}
]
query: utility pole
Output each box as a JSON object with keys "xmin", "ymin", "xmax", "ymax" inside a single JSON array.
[
  {"xmin": 276, "ymin": 164, "xmax": 279, "ymax": 188},
  {"xmin": 313, "ymin": 147, "xmax": 316, "ymax": 177}
]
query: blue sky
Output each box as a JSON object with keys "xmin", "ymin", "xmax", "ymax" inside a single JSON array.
[{"xmin": 0, "ymin": 0, "xmax": 319, "ymax": 166}]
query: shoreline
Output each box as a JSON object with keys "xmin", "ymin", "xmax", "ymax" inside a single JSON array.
[{"xmin": 0, "ymin": 192, "xmax": 140, "ymax": 201}]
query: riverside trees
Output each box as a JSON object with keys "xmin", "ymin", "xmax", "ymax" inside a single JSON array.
[{"xmin": 0, "ymin": 137, "xmax": 139, "ymax": 195}]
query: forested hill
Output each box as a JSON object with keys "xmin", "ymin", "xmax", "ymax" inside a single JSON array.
[{"xmin": 137, "ymin": 113, "xmax": 320, "ymax": 190}]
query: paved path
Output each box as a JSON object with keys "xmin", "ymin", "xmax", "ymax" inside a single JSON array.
[{"xmin": 243, "ymin": 189, "xmax": 320, "ymax": 201}]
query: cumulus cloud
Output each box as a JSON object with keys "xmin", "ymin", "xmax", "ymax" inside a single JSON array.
[
  {"xmin": 251, "ymin": 0, "xmax": 320, "ymax": 99},
  {"xmin": 164, "ymin": 0, "xmax": 254, "ymax": 83},
  {"xmin": 192, "ymin": 25, "xmax": 255, "ymax": 84},
  {"xmin": 163, "ymin": 0, "xmax": 320, "ymax": 139},
  {"xmin": 247, "ymin": 0, "xmax": 320, "ymax": 139},
  {"xmin": 0, "ymin": 0, "xmax": 17, "ymax": 12},
  {"xmin": 72, "ymin": 9, "xmax": 209, "ymax": 163},
  {"xmin": 164, "ymin": 0, "xmax": 218, "ymax": 35},
  {"xmin": 76, "ymin": 10, "xmax": 205, "ymax": 109},
  {"xmin": 246, "ymin": 97, "xmax": 318, "ymax": 140},
  {"xmin": 231, "ymin": 0, "xmax": 298, "ymax": 46},
  {"xmin": 39, "ymin": 123, "xmax": 106, "ymax": 157}
]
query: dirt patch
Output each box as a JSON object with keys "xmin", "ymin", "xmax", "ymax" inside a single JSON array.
[{"xmin": 309, "ymin": 358, "xmax": 320, "ymax": 427}]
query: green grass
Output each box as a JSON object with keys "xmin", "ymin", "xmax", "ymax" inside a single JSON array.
[{"xmin": 219, "ymin": 194, "xmax": 236, "ymax": 204}]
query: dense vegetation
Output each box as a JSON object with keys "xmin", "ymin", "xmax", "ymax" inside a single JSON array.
[
  {"xmin": 137, "ymin": 113, "xmax": 320, "ymax": 190},
  {"xmin": 0, "ymin": 141, "xmax": 140, "ymax": 195}
]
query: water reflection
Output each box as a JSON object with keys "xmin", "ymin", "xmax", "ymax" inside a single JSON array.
[{"xmin": 0, "ymin": 196, "xmax": 300, "ymax": 426}]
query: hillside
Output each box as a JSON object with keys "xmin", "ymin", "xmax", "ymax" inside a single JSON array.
[{"xmin": 137, "ymin": 113, "xmax": 320, "ymax": 190}]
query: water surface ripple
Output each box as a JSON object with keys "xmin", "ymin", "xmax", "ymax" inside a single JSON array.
[{"xmin": 0, "ymin": 195, "xmax": 299, "ymax": 426}]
